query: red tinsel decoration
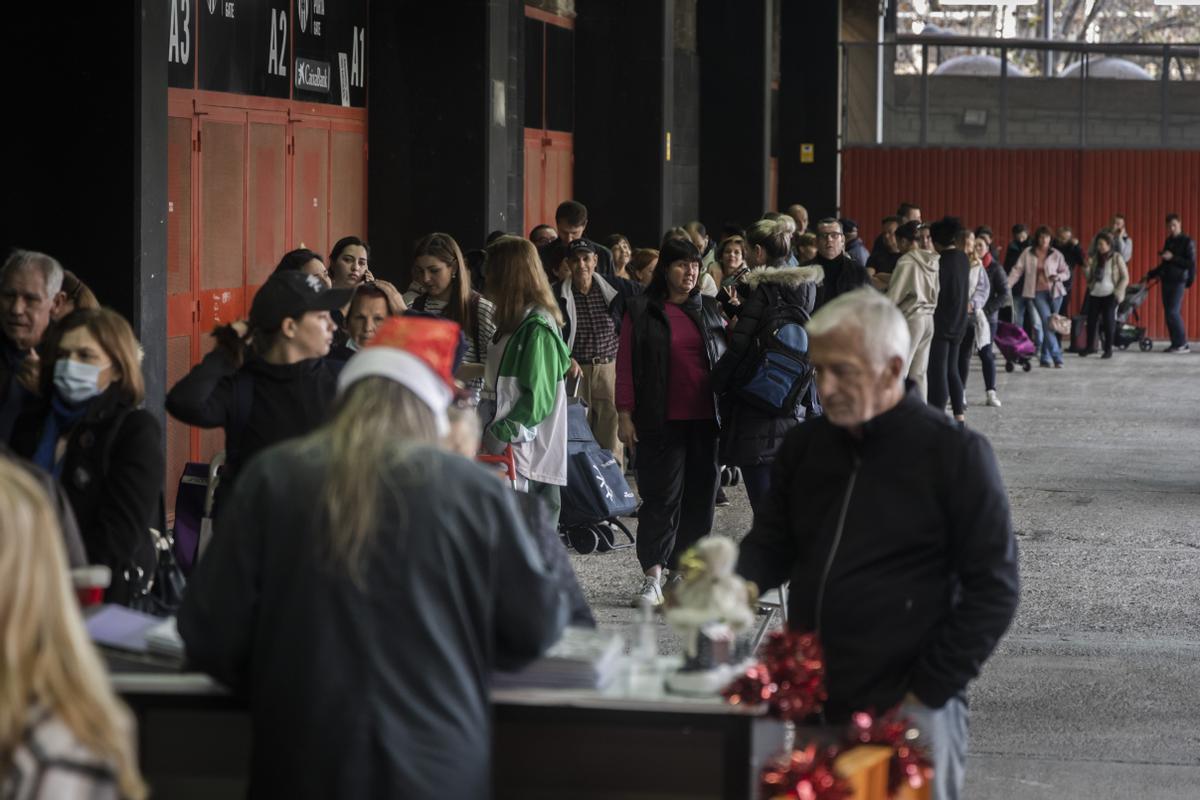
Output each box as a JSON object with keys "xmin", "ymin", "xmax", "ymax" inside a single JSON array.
[
  {"xmin": 845, "ymin": 710, "xmax": 934, "ymax": 795},
  {"xmin": 722, "ymin": 631, "xmax": 827, "ymax": 721},
  {"xmin": 760, "ymin": 744, "xmax": 851, "ymax": 800},
  {"xmin": 725, "ymin": 632, "xmax": 935, "ymax": 799}
]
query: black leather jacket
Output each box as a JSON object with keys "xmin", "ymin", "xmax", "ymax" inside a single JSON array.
[{"xmin": 623, "ymin": 291, "xmax": 726, "ymax": 434}]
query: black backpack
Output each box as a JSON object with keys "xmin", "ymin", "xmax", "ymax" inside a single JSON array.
[{"xmin": 734, "ymin": 284, "xmax": 815, "ymax": 417}]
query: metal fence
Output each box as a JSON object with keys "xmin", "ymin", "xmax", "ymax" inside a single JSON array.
[{"xmin": 842, "ymin": 35, "xmax": 1200, "ymax": 149}]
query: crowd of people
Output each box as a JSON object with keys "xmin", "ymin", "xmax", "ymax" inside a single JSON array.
[{"xmin": 0, "ymin": 196, "xmax": 1193, "ymax": 798}]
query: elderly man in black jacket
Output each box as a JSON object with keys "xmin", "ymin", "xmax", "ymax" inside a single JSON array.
[
  {"xmin": 0, "ymin": 249, "xmax": 63, "ymax": 441},
  {"xmin": 553, "ymin": 238, "xmax": 640, "ymax": 468},
  {"xmin": 737, "ymin": 288, "xmax": 1019, "ymax": 800}
]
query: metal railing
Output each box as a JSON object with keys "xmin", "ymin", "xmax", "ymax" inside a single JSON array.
[{"xmin": 841, "ymin": 34, "xmax": 1200, "ymax": 149}]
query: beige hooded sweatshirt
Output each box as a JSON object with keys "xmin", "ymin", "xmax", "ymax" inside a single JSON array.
[{"xmin": 887, "ymin": 247, "xmax": 941, "ymax": 318}]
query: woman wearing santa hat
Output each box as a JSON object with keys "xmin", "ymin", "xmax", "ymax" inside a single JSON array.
[{"xmin": 178, "ymin": 315, "xmax": 568, "ymax": 800}]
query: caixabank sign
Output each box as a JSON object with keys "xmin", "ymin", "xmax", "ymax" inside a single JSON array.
[{"xmin": 167, "ymin": 0, "xmax": 367, "ymax": 108}]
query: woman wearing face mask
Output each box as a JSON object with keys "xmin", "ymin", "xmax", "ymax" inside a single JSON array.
[
  {"xmin": 167, "ymin": 270, "xmax": 352, "ymax": 516},
  {"xmin": 404, "ymin": 233, "xmax": 498, "ymax": 406},
  {"xmin": 11, "ymin": 308, "xmax": 164, "ymax": 605},
  {"xmin": 616, "ymin": 237, "xmax": 726, "ymax": 608}
]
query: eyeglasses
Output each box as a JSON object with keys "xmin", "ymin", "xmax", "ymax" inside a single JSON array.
[{"xmin": 816, "ymin": 231, "xmax": 844, "ymax": 240}]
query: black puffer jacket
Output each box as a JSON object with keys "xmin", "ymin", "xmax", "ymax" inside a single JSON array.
[
  {"xmin": 711, "ymin": 265, "xmax": 823, "ymax": 467},
  {"xmin": 623, "ymin": 291, "xmax": 726, "ymax": 435},
  {"xmin": 12, "ymin": 388, "xmax": 162, "ymax": 604},
  {"xmin": 737, "ymin": 384, "xmax": 1019, "ymax": 720}
]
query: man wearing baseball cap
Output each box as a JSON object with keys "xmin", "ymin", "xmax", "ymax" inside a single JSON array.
[
  {"xmin": 552, "ymin": 237, "xmax": 639, "ymax": 469},
  {"xmin": 166, "ymin": 270, "xmax": 353, "ymax": 512},
  {"xmin": 180, "ymin": 314, "xmax": 568, "ymax": 799}
]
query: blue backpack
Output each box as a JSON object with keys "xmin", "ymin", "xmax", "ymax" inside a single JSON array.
[{"xmin": 735, "ymin": 286, "xmax": 815, "ymax": 417}]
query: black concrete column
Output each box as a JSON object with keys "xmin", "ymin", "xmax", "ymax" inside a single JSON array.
[
  {"xmin": 575, "ymin": 0, "xmax": 674, "ymax": 247},
  {"xmin": 697, "ymin": 0, "xmax": 771, "ymax": 231},
  {"xmin": 135, "ymin": 0, "xmax": 169, "ymax": 423},
  {"xmin": 367, "ymin": 0, "xmax": 524, "ymax": 283},
  {"xmin": 778, "ymin": 0, "xmax": 841, "ymax": 221},
  {"xmin": 0, "ymin": 4, "xmax": 168, "ymax": 421}
]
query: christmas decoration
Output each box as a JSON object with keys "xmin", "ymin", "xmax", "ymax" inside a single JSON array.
[
  {"xmin": 723, "ymin": 631, "xmax": 933, "ymax": 799},
  {"xmin": 845, "ymin": 710, "xmax": 933, "ymax": 795},
  {"xmin": 760, "ymin": 744, "xmax": 851, "ymax": 800},
  {"xmin": 722, "ymin": 630, "xmax": 827, "ymax": 721}
]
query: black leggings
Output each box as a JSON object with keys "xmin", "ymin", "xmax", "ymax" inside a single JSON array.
[
  {"xmin": 928, "ymin": 337, "xmax": 964, "ymax": 416},
  {"xmin": 1086, "ymin": 294, "xmax": 1117, "ymax": 355},
  {"xmin": 634, "ymin": 419, "xmax": 720, "ymax": 572},
  {"xmin": 958, "ymin": 325, "xmax": 997, "ymax": 393}
]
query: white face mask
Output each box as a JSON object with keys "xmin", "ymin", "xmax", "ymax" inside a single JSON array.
[{"xmin": 53, "ymin": 359, "xmax": 104, "ymax": 404}]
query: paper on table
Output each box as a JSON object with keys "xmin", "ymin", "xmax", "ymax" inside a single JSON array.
[
  {"xmin": 144, "ymin": 617, "xmax": 185, "ymax": 658},
  {"xmin": 85, "ymin": 605, "xmax": 162, "ymax": 653}
]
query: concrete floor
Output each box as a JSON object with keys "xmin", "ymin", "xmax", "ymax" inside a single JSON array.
[{"xmin": 567, "ymin": 341, "xmax": 1200, "ymax": 798}]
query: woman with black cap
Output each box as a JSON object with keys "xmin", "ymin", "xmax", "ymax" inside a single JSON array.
[
  {"xmin": 166, "ymin": 269, "xmax": 353, "ymax": 514},
  {"xmin": 926, "ymin": 216, "xmax": 971, "ymax": 425},
  {"xmin": 616, "ymin": 236, "xmax": 726, "ymax": 608}
]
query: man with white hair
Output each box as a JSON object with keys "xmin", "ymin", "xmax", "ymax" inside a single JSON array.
[
  {"xmin": 737, "ymin": 288, "xmax": 1019, "ymax": 800},
  {"xmin": 0, "ymin": 249, "xmax": 64, "ymax": 440}
]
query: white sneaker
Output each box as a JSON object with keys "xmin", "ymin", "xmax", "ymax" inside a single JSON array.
[
  {"xmin": 986, "ymin": 390, "xmax": 1002, "ymax": 408},
  {"xmin": 632, "ymin": 575, "xmax": 664, "ymax": 608}
]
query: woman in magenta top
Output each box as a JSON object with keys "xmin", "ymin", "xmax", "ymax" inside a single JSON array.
[{"xmin": 616, "ymin": 237, "xmax": 727, "ymax": 608}]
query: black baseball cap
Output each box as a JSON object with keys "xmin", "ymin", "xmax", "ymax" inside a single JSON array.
[
  {"xmin": 250, "ymin": 270, "xmax": 353, "ymax": 331},
  {"xmin": 566, "ymin": 238, "xmax": 596, "ymax": 257}
]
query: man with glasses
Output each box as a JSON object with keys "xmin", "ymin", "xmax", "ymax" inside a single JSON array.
[
  {"xmin": 0, "ymin": 250, "xmax": 64, "ymax": 440},
  {"xmin": 810, "ymin": 218, "xmax": 871, "ymax": 312}
]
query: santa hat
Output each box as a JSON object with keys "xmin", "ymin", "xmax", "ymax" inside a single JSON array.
[{"xmin": 336, "ymin": 316, "xmax": 462, "ymax": 436}]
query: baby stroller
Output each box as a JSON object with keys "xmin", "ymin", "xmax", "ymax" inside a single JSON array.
[
  {"xmin": 1114, "ymin": 281, "xmax": 1155, "ymax": 352},
  {"xmin": 560, "ymin": 396, "xmax": 637, "ymax": 555},
  {"xmin": 994, "ymin": 321, "xmax": 1036, "ymax": 372}
]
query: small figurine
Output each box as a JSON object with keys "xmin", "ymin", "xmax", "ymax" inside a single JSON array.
[{"xmin": 663, "ymin": 536, "xmax": 758, "ymax": 695}]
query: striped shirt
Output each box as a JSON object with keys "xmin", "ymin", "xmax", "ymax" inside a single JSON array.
[{"xmin": 402, "ymin": 292, "xmax": 498, "ymax": 399}]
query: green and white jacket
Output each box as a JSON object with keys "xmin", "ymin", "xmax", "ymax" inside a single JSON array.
[{"xmin": 485, "ymin": 307, "xmax": 571, "ymax": 486}]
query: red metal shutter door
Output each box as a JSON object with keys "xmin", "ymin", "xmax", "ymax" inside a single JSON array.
[
  {"xmin": 247, "ymin": 118, "xmax": 288, "ymax": 291},
  {"xmin": 330, "ymin": 126, "xmax": 367, "ymax": 245},
  {"xmin": 292, "ymin": 123, "xmax": 330, "ymax": 259}
]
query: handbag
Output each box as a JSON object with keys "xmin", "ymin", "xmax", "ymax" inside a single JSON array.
[
  {"xmin": 1048, "ymin": 313, "xmax": 1071, "ymax": 336},
  {"xmin": 129, "ymin": 495, "xmax": 187, "ymax": 617}
]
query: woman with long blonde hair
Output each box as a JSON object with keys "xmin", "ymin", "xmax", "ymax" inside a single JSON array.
[
  {"xmin": 178, "ymin": 316, "xmax": 566, "ymax": 799},
  {"xmin": 481, "ymin": 236, "xmax": 571, "ymax": 523},
  {"xmin": 0, "ymin": 459, "xmax": 146, "ymax": 799}
]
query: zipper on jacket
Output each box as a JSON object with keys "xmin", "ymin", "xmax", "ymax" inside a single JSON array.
[
  {"xmin": 814, "ymin": 454, "xmax": 860, "ymax": 637},
  {"xmin": 813, "ymin": 454, "xmax": 859, "ymax": 724}
]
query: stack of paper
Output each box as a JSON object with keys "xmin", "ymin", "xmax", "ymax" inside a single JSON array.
[
  {"xmin": 85, "ymin": 605, "xmax": 185, "ymax": 659},
  {"xmin": 492, "ymin": 627, "xmax": 624, "ymax": 690}
]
